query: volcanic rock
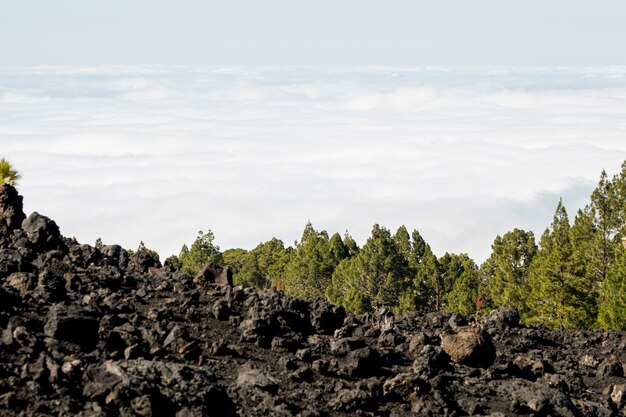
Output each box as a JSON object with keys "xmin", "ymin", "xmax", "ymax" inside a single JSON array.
[
  {"xmin": 483, "ymin": 307, "xmax": 521, "ymax": 330},
  {"xmin": 0, "ymin": 184, "xmax": 25, "ymax": 236},
  {"xmin": 22, "ymin": 212, "xmax": 63, "ymax": 251},
  {"xmin": 44, "ymin": 304, "xmax": 100, "ymax": 351},
  {"xmin": 441, "ymin": 329, "xmax": 496, "ymax": 368},
  {"xmin": 193, "ymin": 262, "xmax": 233, "ymax": 287}
]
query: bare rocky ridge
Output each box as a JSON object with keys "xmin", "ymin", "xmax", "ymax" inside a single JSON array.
[{"xmin": 1, "ymin": 183, "xmax": 625, "ymax": 416}]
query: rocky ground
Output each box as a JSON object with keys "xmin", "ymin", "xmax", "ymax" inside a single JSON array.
[{"xmin": 1, "ymin": 184, "xmax": 626, "ymax": 417}]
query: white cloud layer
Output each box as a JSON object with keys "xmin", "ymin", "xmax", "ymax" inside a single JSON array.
[{"xmin": 1, "ymin": 66, "xmax": 626, "ymax": 262}]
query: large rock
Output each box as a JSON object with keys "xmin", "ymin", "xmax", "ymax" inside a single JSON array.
[
  {"xmin": 441, "ymin": 329, "xmax": 495, "ymax": 368},
  {"xmin": 100, "ymin": 244, "xmax": 129, "ymax": 268},
  {"xmin": 129, "ymin": 250, "xmax": 162, "ymax": 272},
  {"xmin": 22, "ymin": 212, "xmax": 62, "ymax": 250},
  {"xmin": 0, "ymin": 184, "xmax": 25, "ymax": 237},
  {"xmin": 193, "ymin": 262, "xmax": 232, "ymax": 287}
]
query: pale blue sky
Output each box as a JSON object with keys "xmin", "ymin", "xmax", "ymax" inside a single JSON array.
[{"xmin": 2, "ymin": 0, "xmax": 626, "ymax": 66}]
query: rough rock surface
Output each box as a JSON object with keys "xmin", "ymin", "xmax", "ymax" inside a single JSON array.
[
  {"xmin": 441, "ymin": 329, "xmax": 495, "ymax": 368},
  {"xmin": 1, "ymin": 184, "xmax": 626, "ymax": 416},
  {"xmin": 193, "ymin": 263, "xmax": 233, "ymax": 288}
]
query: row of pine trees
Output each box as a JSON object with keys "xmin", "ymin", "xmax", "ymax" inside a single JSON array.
[{"xmin": 163, "ymin": 162, "xmax": 626, "ymax": 330}]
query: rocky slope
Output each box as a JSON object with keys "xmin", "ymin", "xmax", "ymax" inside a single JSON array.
[{"xmin": 1, "ymin": 184, "xmax": 626, "ymax": 417}]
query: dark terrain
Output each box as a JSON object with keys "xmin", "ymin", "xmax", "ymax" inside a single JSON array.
[{"xmin": 1, "ymin": 184, "xmax": 626, "ymax": 417}]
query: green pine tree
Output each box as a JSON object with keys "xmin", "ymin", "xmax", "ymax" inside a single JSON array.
[
  {"xmin": 329, "ymin": 232, "xmax": 349, "ymax": 264},
  {"xmin": 410, "ymin": 240, "xmax": 440, "ymax": 312},
  {"xmin": 432, "ymin": 253, "xmax": 474, "ymax": 312},
  {"xmin": 598, "ymin": 245, "xmax": 626, "ymax": 329},
  {"xmin": 446, "ymin": 257, "xmax": 481, "ymax": 315},
  {"xmin": 527, "ymin": 201, "xmax": 596, "ymax": 329},
  {"xmin": 393, "ymin": 225, "xmax": 413, "ymax": 263},
  {"xmin": 481, "ymin": 228, "xmax": 537, "ymax": 314},
  {"xmin": 589, "ymin": 170, "xmax": 619, "ymax": 284},
  {"xmin": 326, "ymin": 224, "xmax": 409, "ymax": 314},
  {"xmin": 234, "ymin": 238, "xmax": 291, "ymax": 289},
  {"xmin": 343, "ymin": 231, "xmax": 360, "ymax": 257},
  {"xmin": 179, "ymin": 229, "xmax": 223, "ymax": 275},
  {"xmin": 222, "ymin": 248, "xmax": 249, "ymax": 276},
  {"xmin": 283, "ymin": 222, "xmax": 337, "ymax": 299},
  {"xmin": 397, "ymin": 228, "xmax": 437, "ymax": 313}
]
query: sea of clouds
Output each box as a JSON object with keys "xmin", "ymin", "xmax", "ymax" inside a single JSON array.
[{"xmin": 1, "ymin": 66, "xmax": 626, "ymax": 262}]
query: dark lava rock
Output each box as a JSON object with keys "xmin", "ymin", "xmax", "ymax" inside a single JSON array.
[
  {"xmin": 44, "ymin": 305, "xmax": 100, "ymax": 351},
  {"xmin": 310, "ymin": 299, "xmax": 346, "ymax": 335},
  {"xmin": 22, "ymin": 212, "xmax": 63, "ymax": 251},
  {"xmin": 100, "ymin": 244, "xmax": 129, "ymax": 268},
  {"xmin": 483, "ymin": 307, "xmax": 521, "ymax": 330},
  {"xmin": 413, "ymin": 344, "xmax": 450, "ymax": 375},
  {"xmin": 84, "ymin": 359, "xmax": 234, "ymax": 416},
  {"xmin": 193, "ymin": 262, "xmax": 233, "ymax": 287},
  {"xmin": 0, "ymin": 184, "xmax": 26, "ymax": 236},
  {"xmin": 129, "ymin": 250, "xmax": 162, "ymax": 272},
  {"xmin": 598, "ymin": 356, "xmax": 624, "ymax": 378},
  {"xmin": 340, "ymin": 346, "xmax": 381, "ymax": 377}
]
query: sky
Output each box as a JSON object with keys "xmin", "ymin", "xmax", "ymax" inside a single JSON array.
[
  {"xmin": 2, "ymin": 1, "xmax": 626, "ymax": 66},
  {"xmin": 1, "ymin": 2, "xmax": 626, "ymax": 262}
]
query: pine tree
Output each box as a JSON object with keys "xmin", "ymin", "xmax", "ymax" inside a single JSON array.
[
  {"xmin": 613, "ymin": 161, "xmax": 626, "ymax": 230},
  {"xmin": 527, "ymin": 201, "xmax": 595, "ymax": 328},
  {"xmin": 397, "ymin": 229, "xmax": 440, "ymax": 313},
  {"xmin": 412, "ymin": 242, "xmax": 440, "ymax": 312},
  {"xmin": 598, "ymin": 245, "xmax": 626, "ymax": 329},
  {"xmin": 589, "ymin": 170, "xmax": 618, "ymax": 284},
  {"xmin": 411, "ymin": 230, "xmax": 428, "ymax": 267},
  {"xmin": 482, "ymin": 228, "xmax": 537, "ymax": 314},
  {"xmin": 393, "ymin": 225, "xmax": 413, "ymax": 263},
  {"xmin": 431, "ymin": 253, "xmax": 473, "ymax": 312},
  {"xmin": 446, "ymin": 257, "xmax": 481, "ymax": 316},
  {"xmin": 234, "ymin": 238, "xmax": 291, "ymax": 289},
  {"xmin": 179, "ymin": 230, "xmax": 223, "ymax": 275},
  {"xmin": 328, "ymin": 233, "xmax": 349, "ymax": 264},
  {"xmin": 222, "ymin": 248, "xmax": 249, "ymax": 277},
  {"xmin": 326, "ymin": 224, "xmax": 409, "ymax": 314},
  {"xmin": 283, "ymin": 222, "xmax": 336, "ymax": 299},
  {"xmin": 343, "ymin": 231, "xmax": 360, "ymax": 257},
  {"xmin": 178, "ymin": 244, "xmax": 190, "ymax": 268},
  {"xmin": 327, "ymin": 258, "xmax": 371, "ymax": 314}
]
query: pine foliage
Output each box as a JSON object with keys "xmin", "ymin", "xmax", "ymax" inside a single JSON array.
[
  {"xmin": 527, "ymin": 201, "xmax": 596, "ymax": 329},
  {"xmin": 482, "ymin": 229, "xmax": 537, "ymax": 314},
  {"xmin": 598, "ymin": 246, "xmax": 626, "ymax": 329}
]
